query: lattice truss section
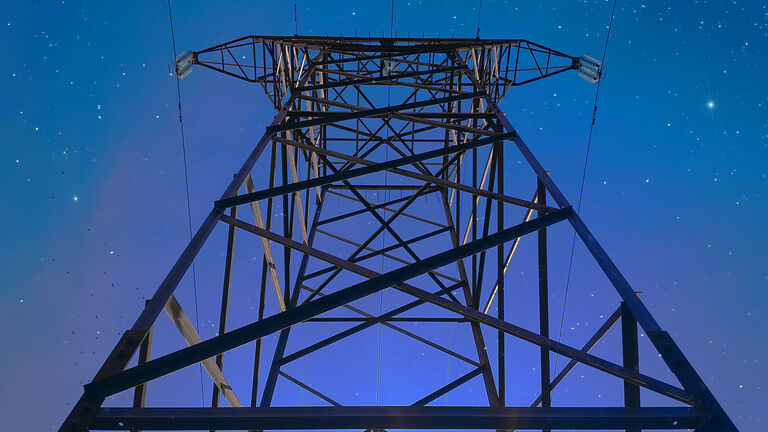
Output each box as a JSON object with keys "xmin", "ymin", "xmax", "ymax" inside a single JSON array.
[{"xmin": 60, "ymin": 36, "xmax": 736, "ymax": 432}]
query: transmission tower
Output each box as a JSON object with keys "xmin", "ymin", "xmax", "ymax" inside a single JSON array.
[{"xmin": 60, "ymin": 35, "xmax": 736, "ymax": 431}]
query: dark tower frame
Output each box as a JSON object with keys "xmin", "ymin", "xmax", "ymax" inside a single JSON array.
[{"xmin": 60, "ymin": 36, "xmax": 736, "ymax": 431}]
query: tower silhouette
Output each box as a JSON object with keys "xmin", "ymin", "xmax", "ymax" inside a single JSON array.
[{"xmin": 60, "ymin": 35, "xmax": 736, "ymax": 431}]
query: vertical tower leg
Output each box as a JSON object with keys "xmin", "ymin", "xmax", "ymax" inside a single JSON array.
[
  {"xmin": 537, "ymin": 179, "xmax": 551, "ymax": 432},
  {"xmin": 131, "ymin": 301, "xmax": 153, "ymax": 432},
  {"xmin": 212, "ymin": 185, "xmax": 237, "ymax": 412},
  {"xmin": 621, "ymin": 301, "xmax": 641, "ymax": 432},
  {"xmin": 497, "ymin": 140, "xmax": 506, "ymax": 408}
]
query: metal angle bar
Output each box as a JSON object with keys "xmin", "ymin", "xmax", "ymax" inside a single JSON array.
[
  {"xmin": 308, "ymin": 147, "xmax": 461, "ymax": 306},
  {"xmin": 281, "ymin": 283, "xmax": 472, "ymax": 366},
  {"xmin": 297, "ymin": 65, "xmax": 464, "ymax": 92},
  {"xmin": 316, "ymin": 187, "xmax": 439, "ymax": 226},
  {"xmin": 291, "ymin": 111, "xmax": 494, "ymax": 135},
  {"xmin": 622, "ymin": 301, "xmax": 642, "ymax": 432},
  {"xmin": 266, "ymin": 91, "xmax": 485, "ymax": 133},
  {"xmin": 258, "ymin": 188, "xmax": 329, "ymax": 412},
  {"xmin": 312, "ymin": 90, "xmax": 438, "ymax": 179},
  {"xmin": 297, "ymin": 94, "xmax": 367, "ymax": 112},
  {"xmin": 537, "ymin": 178, "xmax": 551, "ymax": 415},
  {"xmin": 322, "ymin": 137, "xmax": 459, "ymax": 142},
  {"xmin": 438, "ymin": 188, "xmax": 499, "ymax": 407},
  {"xmin": 306, "ymin": 178, "xmax": 452, "ymax": 304},
  {"xmin": 315, "ymin": 158, "xmax": 460, "ymax": 305},
  {"xmin": 287, "ymin": 112, "xmax": 492, "ymax": 120},
  {"xmin": 496, "ymin": 132, "xmax": 506, "ymax": 408},
  {"xmin": 244, "ymin": 175, "xmax": 287, "ymax": 312},
  {"xmin": 83, "ymin": 209, "xmax": 567, "ymax": 399},
  {"xmin": 482, "ymin": 190, "xmax": 538, "ymax": 314},
  {"xmin": 324, "ymin": 189, "xmax": 449, "ymax": 229},
  {"xmin": 273, "ymin": 135, "xmax": 553, "ymax": 212},
  {"xmin": 92, "ymin": 406, "xmax": 703, "ymax": 430},
  {"xmin": 530, "ymin": 306, "xmax": 623, "ymax": 407},
  {"xmin": 327, "ymin": 116, "xmax": 435, "ymax": 148},
  {"xmin": 163, "ymin": 296, "xmax": 243, "ymax": 408},
  {"xmin": 298, "ymin": 283, "xmax": 474, "ymax": 363},
  {"xmin": 311, "ymin": 66, "xmax": 465, "ymax": 95},
  {"xmin": 212, "ymin": 199, "xmax": 237, "ymax": 409},
  {"xmin": 276, "ymin": 371, "xmax": 341, "ymax": 406},
  {"xmin": 388, "ymin": 112, "xmax": 497, "ymax": 137},
  {"xmin": 410, "ymin": 367, "xmax": 483, "ymax": 406},
  {"xmin": 301, "ymin": 245, "xmax": 459, "ymax": 286},
  {"xmin": 215, "ymin": 133, "xmax": 514, "ymax": 210},
  {"xmin": 469, "ymin": 146, "xmax": 498, "ymax": 307},
  {"xmin": 313, "ymin": 227, "xmax": 455, "ymax": 282},
  {"xmin": 326, "ymin": 184, "xmax": 425, "ymax": 190},
  {"xmin": 131, "ymin": 301, "xmax": 153, "ymax": 423},
  {"xmin": 310, "ymin": 48, "xmax": 452, "ymax": 66},
  {"xmin": 354, "ymin": 226, "xmax": 451, "ymax": 263},
  {"xmin": 307, "ymin": 317, "xmax": 466, "ymax": 323},
  {"xmin": 499, "ymin": 66, "xmax": 574, "ymax": 86},
  {"xmin": 251, "ymin": 142, "xmax": 280, "ymax": 409}
]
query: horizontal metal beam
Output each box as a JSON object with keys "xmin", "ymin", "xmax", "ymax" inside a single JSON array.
[
  {"xmin": 306, "ymin": 317, "xmax": 466, "ymax": 322},
  {"xmin": 214, "ymin": 132, "xmax": 514, "ymax": 210},
  {"xmin": 266, "ymin": 91, "xmax": 484, "ymax": 133},
  {"xmin": 297, "ymin": 65, "xmax": 464, "ymax": 92},
  {"xmin": 274, "ymin": 136, "xmax": 552, "ymax": 212},
  {"xmin": 92, "ymin": 406, "xmax": 703, "ymax": 430},
  {"xmin": 292, "ymin": 111, "xmax": 494, "ymax": 120}
]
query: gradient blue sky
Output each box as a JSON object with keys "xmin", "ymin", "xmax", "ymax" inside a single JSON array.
[{"xmin": 1, "ymin": 1, "xmax": 766, "ymax": 430}]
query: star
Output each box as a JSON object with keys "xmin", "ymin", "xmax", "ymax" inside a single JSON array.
[{"xmin": 707, "ymin": 100, "xmax": 715, "ymax": 109}]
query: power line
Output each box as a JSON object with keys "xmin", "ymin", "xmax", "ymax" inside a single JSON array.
[
  {"xmin": 166, "ymin": 0, "xmax": 205, "ymax": 405},
  {"xmin": 553, "ymin": 0, "xmax": 619, "ymax": 378}
]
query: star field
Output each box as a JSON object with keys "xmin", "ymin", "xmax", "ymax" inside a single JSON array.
[{"xmin": 1, "ymin": 0, "xmax": 766, "ymax": 430}]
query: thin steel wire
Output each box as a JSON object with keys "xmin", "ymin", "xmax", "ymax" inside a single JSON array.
[
  {"xmin": 166, "ymin": 0, "xmax": 205, "ymax": 405},
  {"xmin": 553, "ymin": 0, "xmax": 619, "ymax": 378}
]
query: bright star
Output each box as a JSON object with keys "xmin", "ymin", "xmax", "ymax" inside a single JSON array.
[{"xmin": 707, "ymin": 100, "xmax": 715, "ymax": 109}]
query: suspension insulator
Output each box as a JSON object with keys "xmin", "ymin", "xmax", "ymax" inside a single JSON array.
[
  {"xmin": 578, "ymin": 54, "xmax": 602, "ymax": 84},
  {"xmin": 175, "ymin": 50, "xmax": 194, "ymax": 79}
]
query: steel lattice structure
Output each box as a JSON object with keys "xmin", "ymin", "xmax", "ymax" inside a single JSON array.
[{"xmin": 60, "ymin": 36, "xmax": 736, "ymax": 431}]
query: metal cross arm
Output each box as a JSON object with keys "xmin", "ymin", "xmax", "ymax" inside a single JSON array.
[{"xmin": 186, "ymin": 35, "xmax": 591, "ymax": 106}]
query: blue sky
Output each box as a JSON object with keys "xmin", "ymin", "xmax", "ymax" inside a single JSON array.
[{"xmin": 1, "ymin": 0, "xmax": 766, "ymax": 430}]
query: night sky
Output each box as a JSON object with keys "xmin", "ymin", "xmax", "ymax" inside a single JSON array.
[{"xmin": 2, "ymin": 1, "xmax": 766, "ymax": 430}]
